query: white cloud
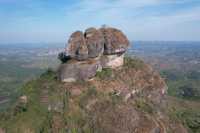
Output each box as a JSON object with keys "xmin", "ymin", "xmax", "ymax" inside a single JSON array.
[
  {"xmin": 63, "ymin": 0, "xmax": 200, "ymax": 41},
  {"xmin": 0, "ymin": 0, "xmax": 200, "ymax": 43}
]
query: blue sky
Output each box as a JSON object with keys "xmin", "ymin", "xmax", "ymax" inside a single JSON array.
[{"xmin": 0, "ymin": 0, "xmax": 200, "ymax": 44}]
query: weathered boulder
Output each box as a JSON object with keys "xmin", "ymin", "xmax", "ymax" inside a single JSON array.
[
  {"xmin": 19, "ymin": 95, "xmax": 28, "ymax": 104},
  {"xmin": 66, "ymin": 27, "xmax": 129, "ymax": 61},
  {"xmin": 58, "ymin": 59, "xmax": 102, "ymax": 82},
  {"xmin": 59, "ymin": 26, "xmax": 130, "ymax": 82},
  {"xmin": 67, "ymin": 31, "xmax": 88, "ymax": 61},
  {"xmin": 100, "ymin": 27, "xmax": 129, "ymax": 55},
  {"xmin": 85, "ymin": 27, "xmax": 97, "ymax": 38},
  {"xmin": 101, "ymin": 53, "xmax": 125, "ymax": 69},
  {"xmin": 85, "ymin": 27, "xmax": 104, "ymax": 58}
]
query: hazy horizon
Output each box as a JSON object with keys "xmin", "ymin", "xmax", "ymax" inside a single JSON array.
[{"xmin": 0, "ymin": 39, "xmax": 200, "ymax": 46}]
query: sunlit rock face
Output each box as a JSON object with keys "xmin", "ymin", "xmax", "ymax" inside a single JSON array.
[
  {"xmin": 85, "ymin": 27, "xmax": 105, "ymax": 58},
  {"xmin": 59, "ymin": 26, "xmax": 130, "ymax": 82},
  {"xmin": 58, "ymin": 58, "xmax": 102, "ymax": 82},
  {"xmin": 100, "ymin": 27, "xmax": 129, "ymax": 55},
  {"xmin": 67, "ymin": 31, "xmax": 88, "ymax": 61},
  {"xmin": 101, "ymin": 54, "xmax": 125, "ymax": 69}
]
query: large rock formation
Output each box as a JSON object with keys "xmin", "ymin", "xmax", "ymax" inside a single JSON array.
[
  {"xmin": 100, "ymin": 27, "xmax": 129, "ymax": 55},
  {"xmin": 67, "ymin": 31, "xmax": 88, "ymax": 61},
  {"xmin": 85, "ymin": 28, "xmax": 105, "ymax": 58},
  {"xmin": 58, "ymin": 26, "xmax": 129, "ymax": 82},
  {"xmin": 58, "ymin": 59, "xmax": 102, "ymax": 82}
]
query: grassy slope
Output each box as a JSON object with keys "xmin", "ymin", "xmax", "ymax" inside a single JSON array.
[
  {"xmin": 0, "ymin": 58, "xmax": 155, "ymax": 132},
  {"xmin": 0, "ymin": 57, "xmax": 199, "ymax": 133},
  {"xmin": 0, "ymin": 58, "xmax": 44, "ymax": 111},
  {"xmin": 0, "ymin": 54, "xmax": 59, "ymax": 111}
]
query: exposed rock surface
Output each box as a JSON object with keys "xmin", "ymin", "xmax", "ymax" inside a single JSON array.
[
  {"xmin": 59, "ymin": 26, "xmax": 130, "ymax": 82},
  {"xmin": 58, "ymin": 59, "xmax": 102, "ymax": 82},
  {"xmin": 100, "ymin": 27, "xmax": 129, "ymax": 55},
  {"xmin": 67, "ymin": 31, "xmax": 88, "ymax": 61},
  {"xmin": 85, "ymin": 27, "xmax": 104, "ymax": 58},
  {"xmin": 66, "ymin": 27, "xmax": 129, "ymax": 60},
  {"xmin": 19, "ymin": 95, "xmax": 27, "ymax": 104},
  {"xmin": 101, "ymin": 53, "xmax": 124, "ymax": 69}
]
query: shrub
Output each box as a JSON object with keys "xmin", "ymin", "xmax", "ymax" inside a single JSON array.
[
  {"xmin": 124, "ymin": 57, "xmax": 144, "ymax": 70},
  {"xmin": 109, "ymin": 92, "xmax": 123, "ymax": 105},
  {"xmin": 135, "ymin": 99, "xmax": 154, "ymax": 114},
  {"xmin": 177, "ymin": 110, "xmax": 200, "ymax": 133},
  {"xmin": 79, "ymin": 86, "xmax": 97, "ymax": 108},
  {"xmin": 58, "ymin": 52, "xmax": 71, "ymax": 63},
  {"xmin": 13, "ymin": 102, "xmax": 27, "ymax": 115},
  {"xmin": 40, "ymin": 68, "xmax": 56, "ymax": 80},
  {"xmin": 96, "ymin": 68, "xmax": 113, "ymax": 80}
]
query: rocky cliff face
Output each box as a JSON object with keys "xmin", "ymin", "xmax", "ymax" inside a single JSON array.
[
  {"xmin": 0, "ymin": 27, "xmax": 188, "ymax": 133},
  {"xmin": 58, "ymin": 26, "xmax": 129, "ymax": 82}
]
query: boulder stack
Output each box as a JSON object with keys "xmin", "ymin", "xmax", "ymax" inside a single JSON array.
[{"xmin": 58, "ymin": 26, "xmax": 129, "ymax": 82}]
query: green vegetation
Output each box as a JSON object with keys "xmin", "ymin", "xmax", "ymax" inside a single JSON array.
[
  {"xmin": 124, "ymin": 56, "xmax": 145, "ymax": 70},
  {"xmin": 0, "ymin": 57, "xmax": 44, "ymax": 111},
  {"xmin": 0, "ymin": 53, "xmax": 199, "ymax": 132},
  {"xmin": 168, "ymin": 98, "xmax": 200, "ymax": 133},
  {"xmin": 0, "ymin": 52, "xmax": 59, "ymax": 111},
  {"xmin": 134, "ymin": 98, "xmax": 154, "ymax": 114},
  {"xmin": 179, "ymin": 110, "xmax": 200, "ymax": 133},
  {"xmin": 161, "ymin": 70, "xmax": 200, "ymax": 100},
  {"xmin": 58, "ymin": 52, "xmax": 71, "ymax": 63},
  {"xmin": 0, "ymin": 70, "xmax": 56, "ymax": 132},
  {"xmin": 0, "ymin": 70, "xmax": 96, "ymax": 132},
  {"xmin": 0, "ymin": 57, "xmax": 150, "ymax": 132},
  {"xmin": 96, "ymin": 68, "xmax": 113, "ymax": 80},
  {"xmin": 161, "ymin": 69, "xmax": 200, "ymax": 133},
  {"xmin": 0, "ymin": 67, "xmax": 135, "ymax": 132},
  {"xmin": 78, "ymin": 86, "xmax": 98, "ymax": 108}
]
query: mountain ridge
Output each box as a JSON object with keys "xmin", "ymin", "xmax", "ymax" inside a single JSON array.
[{"xmin": 0, "ymin": 57, "xmax": 188, "ymax": 133}]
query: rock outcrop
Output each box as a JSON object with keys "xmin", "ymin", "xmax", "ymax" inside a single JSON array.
[
  {"xmin": 100, "ymin": 27, "xmax": 129, "ymax": 55},
  {"xmin": 58, "ymin": 59, "xmax": 102, "ymax": 82},
  {"xmin": 67, "ymin": 31, "xmax": 88, "ymax": 61},
  {"xmin": 58, "ymin": 26, "xmax": 129, "ymax": 82},
  {"xmin": 85, "ymin": 28, "xmax": 105, "ymax": 58}
]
